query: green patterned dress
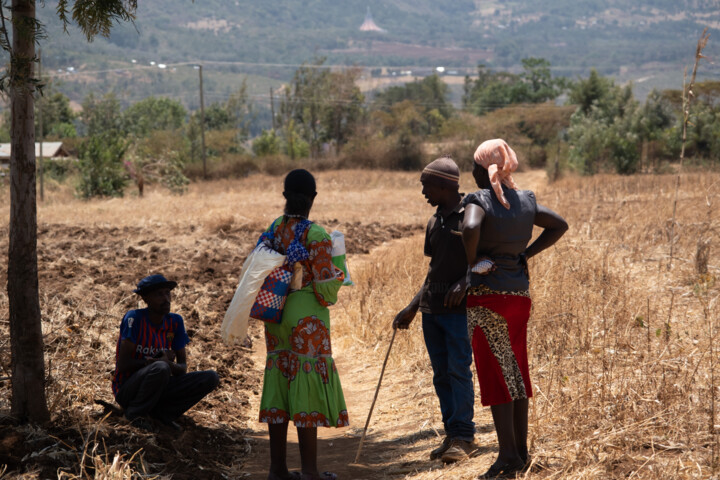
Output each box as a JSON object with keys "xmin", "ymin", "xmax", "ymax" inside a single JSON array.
[{"xmin": 259, "ymin": 216, "xmax": 349, "ymax": 428}]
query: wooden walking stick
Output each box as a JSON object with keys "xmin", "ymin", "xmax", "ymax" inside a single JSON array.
[{"xmin": 353, "ymin": 328, "xmax": 397, "ymax": 464}]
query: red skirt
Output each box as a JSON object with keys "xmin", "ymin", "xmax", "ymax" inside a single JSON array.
[{"xmin": 467, "ymin": 292, "xmax": 532, "ymax": 406}]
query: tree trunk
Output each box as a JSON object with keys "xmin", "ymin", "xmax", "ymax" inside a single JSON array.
[{"xmin": 9, "ymin": 0, "xmax": 50, "ymax": 423}]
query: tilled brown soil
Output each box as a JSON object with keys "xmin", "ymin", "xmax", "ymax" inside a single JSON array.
[{"xmin": 0, "ymin": 219, "xmax": 422, "ymax": 479}]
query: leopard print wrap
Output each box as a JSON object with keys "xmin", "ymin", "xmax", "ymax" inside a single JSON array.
[{"xmin": 467, "ymin": 285, "xmax": 530, "ymax": 402}]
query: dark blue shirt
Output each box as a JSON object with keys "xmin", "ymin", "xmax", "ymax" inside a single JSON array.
[{"xmin": 112, "ymin": 308, "xmax": 190, "ymax": 395}]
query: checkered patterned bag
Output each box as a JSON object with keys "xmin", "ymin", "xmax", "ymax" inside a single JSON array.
[
  {"xmin": 249, "ymin": 263, "xmax": 292, "ymax": 323},
  {"xmin": 250, "ymin": 218, "xmax": 311, "ymax": 324}
]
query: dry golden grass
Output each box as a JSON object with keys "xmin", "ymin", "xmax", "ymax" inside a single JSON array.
[
  {"xmin": 0, "ymin": 169, "xmax": 447, "ymax": 229},
  {"xmin": 1, "ymin": 169, "xmax": 719, "ymax": 479}
]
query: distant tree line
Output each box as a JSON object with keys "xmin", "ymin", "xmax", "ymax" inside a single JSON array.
[{"xmin": 15, "ymin": 56, "xmax": 720, "ymax": 199}]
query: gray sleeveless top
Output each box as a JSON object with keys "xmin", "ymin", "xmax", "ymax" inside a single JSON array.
[{"xmin": 462, "ymin": 188, "xmax": 537, "ymax": 292}]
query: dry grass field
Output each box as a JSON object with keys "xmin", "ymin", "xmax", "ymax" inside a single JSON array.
[{"xmin": 0, "ymin": 169, "xmax": 719, "ymax": 479}]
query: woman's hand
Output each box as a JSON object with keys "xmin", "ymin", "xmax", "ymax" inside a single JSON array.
[{"xmin": 470, "ymin": 256, "xmax": 495, "ymax": 275}]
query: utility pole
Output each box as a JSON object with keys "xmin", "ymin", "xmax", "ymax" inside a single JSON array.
[
  {"xmin": 198, "ymin": 64, "xmax": 207, "ymax": 179},
  {"xmin": 270, "ymin": 86, "xmax": 275, "ymax": 131},
  {"xmin": 37, "ymin": 49, "xmax": 43, "ymax": 202}
]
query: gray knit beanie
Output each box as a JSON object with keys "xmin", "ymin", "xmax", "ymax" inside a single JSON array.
[{"xmin": 420, "ymin": 156, "xmax": 460, "ymax": 189}]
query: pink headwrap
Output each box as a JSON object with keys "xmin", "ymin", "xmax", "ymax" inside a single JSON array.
[{"xmin": 473, "ymin": 139, "xmax": 519, "ymax": 209}]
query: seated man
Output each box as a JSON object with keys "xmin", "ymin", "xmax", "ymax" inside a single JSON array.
[{"xmin": 112, "ymin": 274, "xmax": 219, "ymax": 431}]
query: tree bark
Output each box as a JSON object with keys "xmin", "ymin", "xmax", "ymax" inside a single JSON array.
[{"xmin": 9, "ymin": 0, "xmax": 50, "ymax": 423}]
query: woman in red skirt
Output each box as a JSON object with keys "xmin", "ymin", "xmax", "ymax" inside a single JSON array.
[{"xmin": 462, "ymin": 139, "xmax": 568, "ymax": 479}]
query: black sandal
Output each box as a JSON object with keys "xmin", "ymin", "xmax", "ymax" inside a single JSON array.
[
  {"xmin": 300, "ymin": 473, "xmax": 336, "ymax": 480},
  {"xmin": 267, "ymin": 472, "xmax": 302, "ymax": 480},
  {"xmin": 478, "ymin": 459, "xmax": 525, "ymax": 479}
]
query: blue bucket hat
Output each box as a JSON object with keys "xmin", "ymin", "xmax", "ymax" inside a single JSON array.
[{"xmin": 133, "ymin": 274, "xmax": 178, "ymax": 295}]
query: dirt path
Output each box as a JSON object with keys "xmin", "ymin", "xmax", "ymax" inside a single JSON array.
[
  {"xmin": 240, "ymin": 298, "xmax": 474, "ymax": 480},
  {"xmin": 242, "ymin": 319, "xmax": 403, "ymax": 480}
]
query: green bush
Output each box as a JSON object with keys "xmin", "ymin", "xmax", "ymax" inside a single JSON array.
[
  {"xmin": 76, "ymin": 134, "xmax": 128, "ymax": 198},
  {"xmin": 48, "ymin": 122, "xmax": 77, "ymax": 139},
  {"xmin": 126, "ymin": 130, "xmax": 190, "ymax": 195},
  {"xmin": 253, "ymin": 129, "xmax": 281, "ymax": 156},
  {"xmin": 340, "ymin": 131, "xmax": 425, "ymax": 171},
  {"xmin": 436, "ymin": 106, "xmax": 573, "ymax": 170},
  {"xmin": 123, "ymin": 97, "xmax": 187, "ymax": 137},
  {"xmin": 283, "ymin": 120, "xmax": 310, "ymax": 159},
  {"xmin": 387, "ymin": 132, "xmax": 425, "ymax": 171},
  {"xmin": 338, "ymin": 129, "xmax": 392, "ymax": 169},
  {"xmin": 566, "ymin": 78, "xmax": 643, "ymax": 175},
  {"xmin": 42, "ymin": 157, "xmax": 77, "ymax": 182}
]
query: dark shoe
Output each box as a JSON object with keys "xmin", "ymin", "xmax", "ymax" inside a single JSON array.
[
  {"xmin": 441, "ymin": 439, "xmax": 478, "ymax": 464},
  {"xmin": 151, "ymin": 414, "xmax": 184, "ymax": 432},
  {"xmin": 429, "ymin": 436, "xmax": 452, "ymax": 460},
  {"xmin": 521, "ymin": 454, "xmax": 532, "ymax": 472},
  {"xmin": 267, "ymin": 472, "xmax": 302, "ymax": 480},
  {"xmin": 160, "ymin": 420, "xmax": 183, "ymax": 432},
  {"xmin": 478, "ymin": 459, "xmax": 525, "ymax": 479},
  {"xmin": 300, "ymin": 473, "xmax": 336, "ymax": 480},
  {"xmin": 128, "ymin": 416, "xmax": 157, "ymax": 433}
]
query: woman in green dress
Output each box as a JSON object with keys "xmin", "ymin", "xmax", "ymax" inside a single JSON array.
[{"xmin": 260, "ymin": 169, "xmax": 348, "ymax": 480}]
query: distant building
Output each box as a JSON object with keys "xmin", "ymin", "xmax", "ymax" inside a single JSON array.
[
  {"xmin": 359, "ymin": 6, "xmax": 384, "ymax": 32},
  {"xmin": 0, "ymin": 141, "xmax": 71, "ymax": 171}
]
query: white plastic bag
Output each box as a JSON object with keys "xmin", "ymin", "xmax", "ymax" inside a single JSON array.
[
  {"xmin": 330, "ymin": 230, "xmax": 353, "ymax": 286},
  {"xmin": 221, "ymin": 244, "xmax": 286, "ymax": 345}
]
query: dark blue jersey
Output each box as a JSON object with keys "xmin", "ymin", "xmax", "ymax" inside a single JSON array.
[{"xmin": 111, "ymin": 308, "xmax": 190, "ymax": 396}]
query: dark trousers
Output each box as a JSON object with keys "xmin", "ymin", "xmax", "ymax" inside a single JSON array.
[
  {"xmin": 422, "ymin": 312, "xmax": 476, "ymax": 441},
  {"xmin": 115, "ymin": 362, "xmax": 219, "ymax": 422}
]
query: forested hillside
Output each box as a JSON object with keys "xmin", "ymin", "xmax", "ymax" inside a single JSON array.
[{"xmin": 38, "ymin": 0, "xmax": 719, "ymax": 92}]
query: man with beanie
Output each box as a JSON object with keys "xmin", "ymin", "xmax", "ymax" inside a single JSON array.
[
  {"xmin": 112, "ymin": 274, "xmax": 219, "ymax": 432},
  {"xmin": 393, "ymin": 155, "xmax": 478, "ymax": 463}
]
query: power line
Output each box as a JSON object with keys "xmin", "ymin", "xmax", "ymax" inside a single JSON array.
[
  {"xmin": 44, "ymin": 60, "xmax": 479, "ymax": 79},
  {"xmin": 46, "ymin": 57, "xmax": 720, "ymax": 80},
  {"xmin": 41, "ymin": 58, "xmax": 703, "ymax": 112}
]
